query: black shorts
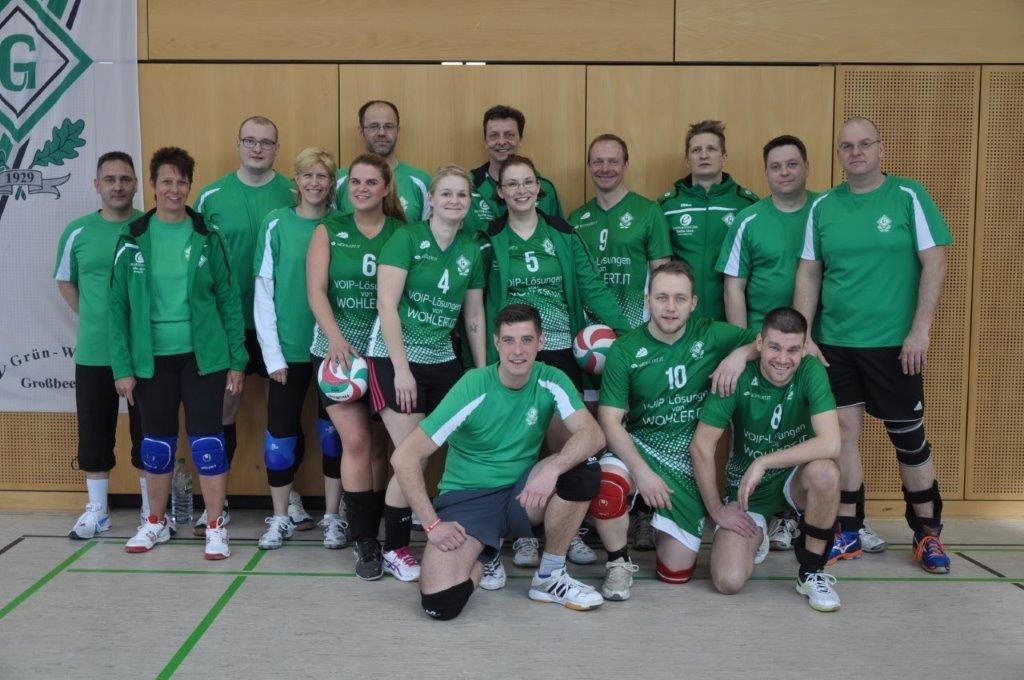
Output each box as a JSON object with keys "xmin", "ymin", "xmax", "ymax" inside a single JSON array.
[
  {"xmin": 537, "ymin": 348, "xmax": 584, "ymax": 393},
  {"xmin": 432, "ymin": 467, "xmax": 538, "ymax": 550},
  {"xmin": 75, "ymin": 364, "xmax": 142, "ymax": 472},
  {"xmin": 135, "ymin": 353, "xmax": 226, "ymax": 437},
  {"xmin": 819, "ymin": 344, "xmax": 925, "ymax": 421},
  {"xmin": 366, "ymin": 357, "xmax": 460, "ymax": 415},
  {"xmin": 244, "ymin": 328, "xmax": 268, "ymax": 377}
]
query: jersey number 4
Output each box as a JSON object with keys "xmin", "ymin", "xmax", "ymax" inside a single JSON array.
[{"xmin": 437, "ymin": 268, "xmax": 450, "ymax": 294}]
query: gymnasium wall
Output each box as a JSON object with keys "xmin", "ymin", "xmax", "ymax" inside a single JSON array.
[{"xmin": 2, "ymin": 1, "xmax": 1022, "ymax": 509}]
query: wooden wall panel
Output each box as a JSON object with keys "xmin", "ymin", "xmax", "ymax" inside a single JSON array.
[
  {"xmin": 148, "ymin": 0, "xmax": 674, "ymax": 63},
  {"xmin": 338, "ymin": 65, "xmax": 587, "ymax": 214},
  {"xmin": 676, "ymin": 0, "xmax": 1024, "ymax": 63},
  {"xmin": 585, "ymin": 66, "xmax": 834, "ymax": 205},
  {"xmin": 137, "ymin": 0, "xmax": 148, "ymax": 60},
  {"xmin": 967, "ymin": 67, "xmax": 1024, "ymax": 500},
  {"xmin": 835, "ymin": 66, "xmax": 979, "ymax": 500}
]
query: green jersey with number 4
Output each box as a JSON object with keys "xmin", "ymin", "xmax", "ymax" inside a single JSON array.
[{"xmin": 367, "ymin": 221, "xmax": 484, "ymax": 363}]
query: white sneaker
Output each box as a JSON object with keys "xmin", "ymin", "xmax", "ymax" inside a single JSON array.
[
  {"xmin": 768, "ymin": 517, "xmax": 799, "ymax": 551},
  {"xmin": 513, "ymin": 537, "xmax": 541, "ymax": 567},
  {"xmin": 141, "ymin": 511, "xmax": 176, "ymax": 536},
  {"xmin": 287, "ymin": 491, "xmax": 315, "ymax": 530},
  {"xmin": 601, "ymin": 557, "xmax": 640, "ymax": 601},
  {"xmin": 193, "ymin": 505, "xmax": 231, "ymax": 537},
  {"xmin": 69, "ymin": 502, "xmax": 111, "ymax": 540},
  {"xmin": 529, "ymin": 567, "xmax": 604, "ymax": 610},
  {"xmin": 258, "ymin": 515, "xmax": 295, "ymax": 550},
  {"xmin": 859, "ymin": 520, "xmax": 888, "ymax": 553},
  {"xmin": 632, "ymin": 512, "xmax": 656, "ymax": 551},
  {"xmin": 567, "ymin": 528, "xmax": 597, "ymax": 565},
  {"xmin": 382, "ymin": 547, "xmax": 421, "ymax": 581},
  {"xmin": 320, "ymin": 514, "xmax": 349, "ymax": 549},
  {"xmin": 480, "ymin": 554, "xmax": 507, "ymax": 591},
  {"xmin": 204, "ymin": 517, "xmax": 230, "ymax": 560},
  {"xmin": 796, "ymin": 571, "xmax": 841, "ymax": 612},
  {"xmin": 754, "ymin": 525, "xmax": 770, "ymax": 565},
  {"xmin": 125, "ymin": 517, "xmax": 170, "ymax": 553}
]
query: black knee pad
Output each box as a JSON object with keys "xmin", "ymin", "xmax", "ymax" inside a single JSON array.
[
  {"xmin": 795, "ymin": 518, "xmax": 836, "ymax": 572},
  {"xmin": 838, "ymin": 484, "xmax": 865, "ymax": 530},
  {"xmin": 885, "ymin": 419, "xmax": 930, "ymax": 467},
  {"xmin": 267, "ymin": 468, "xmax": 296, "ymax": 488},
  {"xmin": 902, "ymin": 481, "xmax": 943, "ymax": 532},
  {"xmin": 421, "ymin": 580, "xmax": 474, "ymax": 621},
  {"xmin": 555, "ymin": 457, "xmax": 601, "ymax": 502},
  {"xmin": 322, "ymin": 453, "xmax": 341, "ymax": 479}
]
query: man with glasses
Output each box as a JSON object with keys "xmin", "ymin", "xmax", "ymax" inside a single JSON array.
[
  {"xmin": 335, "ymin": 100, "xmax": 430, "ymax": 221},
  {"xmin": 194, "ymin": 115, "xmax": 305, "ymax": 535},
  {"xmin": 794, "ymin": 116, "xmax": 953, "ymax": 574},
  {"xmin": 659, "ymin": 120, "xmax": 758, "ymax": 321},
  {"xmin": 463, "ymin": 105, "xmax": 562, "ymax": 233}
]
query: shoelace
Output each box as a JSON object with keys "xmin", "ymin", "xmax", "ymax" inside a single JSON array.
[
  {"xmin": 805, "ymin": 572, "xmax": 837, "ymax": 593},
  {"xmin": 483, "ymin": 557, "xmax": 503, "ymax": 576},
  {"xmin": 610, "ymin": 559, "xmax": 640, "ymax": 574},
  {"xmin": 393, "ymin": 547, "xmax": 418, "ymax": 566},
  {"xmin": 914, "ymin": 535, "xmax": 946, "ymax": 562},
  {"xmin": 514, "ymin": 538, "xmax": 538, "ymax": 553}
]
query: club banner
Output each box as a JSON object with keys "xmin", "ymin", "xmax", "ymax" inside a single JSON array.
[{"xmin": 0, "ymin": 0, "xmax": 141, "ymax": 411}]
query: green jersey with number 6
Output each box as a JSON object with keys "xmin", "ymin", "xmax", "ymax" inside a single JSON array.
[
  {"xmin": 310, "ymin": 214, "xmax": 400, "ymax": 358},
  {"xmin": 600, "ymin": 318, "xmax": 757, "ymax": 489},
  {"xmin": 568, "ymin": 192, "xmax": 672, "ymax": 328},
  {"xmin": 367, "ymin": 221, "xmax": 484, "ymax": 363},
  {"xmin": 699, "ymin": 356, "xmax": 836, "ymax": 489}
]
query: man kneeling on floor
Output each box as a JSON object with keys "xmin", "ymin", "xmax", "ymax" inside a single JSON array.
[
  {"xmin": 690, "ymin": 307, "xmax": 843, "ymax": 611},
  {"xmin": 392, "ymin": 303, "xmax": 605, "ymax": 620}
]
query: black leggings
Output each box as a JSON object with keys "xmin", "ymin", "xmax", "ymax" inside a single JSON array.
[
  {"xmin": 75, "ymin": 364, "xmax": 142, "ymax": 472},
  {"xmin": 266, "ymin": 362, "xmax": 311, "ymax": 487},
  {"xmin": 135, "ymin": 353, "xmax": 225, "ymax": 438}
]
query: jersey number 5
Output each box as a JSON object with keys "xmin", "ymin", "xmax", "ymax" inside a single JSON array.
[{"xmin": 524, "ymin": 251, "xmax": 539, "ymax": 273}]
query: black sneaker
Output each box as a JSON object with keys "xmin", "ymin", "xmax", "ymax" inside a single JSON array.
[{"xmin": 354, "ymin": 539, "xmax": 383, "ymax": 581}]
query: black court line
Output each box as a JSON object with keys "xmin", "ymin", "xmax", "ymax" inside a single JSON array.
[
  {"xmin": 0, "ymin": 536, "xmax": 25, "ymax": 556},
  {"xmin": 955, "ymin": 551, "xmax": 1024, "ymax": 592}
]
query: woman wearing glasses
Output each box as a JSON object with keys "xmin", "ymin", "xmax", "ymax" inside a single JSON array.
[
  {"xmin": 365, "ymin": 165, "xmax": 488, "ymax": 582},
  {"xmin": 253, "ymin": 147, "xmax": 347, "ymax": 551}
]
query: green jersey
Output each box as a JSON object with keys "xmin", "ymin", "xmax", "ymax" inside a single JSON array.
[
  {"xmin": 505, "ymin": 221, "xmax": 573, "ymax": 350},
  {"xmin": 568, "ymin": 191, "xmax": 672, "ymax": 328},
  {"xmin": 53, "ymin": 210, "xmax": 144, "ymax": 366},
  {"xmin": 463, "ymin": 163, "xmax": 562, "ymax": 234},
  {"xmin": 699, "ymin": 356, "xmax": 835, "ymax": 489},
  {"xmin": 194, "ymin": 171, "xmax": 294, "ymax": 329},
  {"xmin": 600, "ymin": 318, "xmax": 757, "ymax": 489},
  {"xmin": 659, "ymin": 173, "xmax": 758, "ymax": 320},
  {"xmin": 716, "ymin": 192, "xmax": 818, "ymax": 328},
  {"xmin": 423, "ymin": 362, "xmax": 584, "ymax": 492},
  {"xmin": 148, "ymin": 218, "xmax": 194, "ymax": 356},
  {"xmin": 801, "ymin": 175, "xmax": 953, "ymax": 347},
  {"xmin": 310, "ymin": 214, "xmax": 400, "ymax": 358},
  {"xmin": 334, "ymin": 161, "xmax": 430, "ymax": 221},
  {"xmin": 254, "ymin": 207, "xmax": 342, "ymax": 368},
  {"xmin": 367, "ymin": 221, "xmax": 484, "ymax": 364}
]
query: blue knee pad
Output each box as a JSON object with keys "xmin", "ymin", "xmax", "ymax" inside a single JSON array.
[
  {"xmin": 141, "ymin": 435, "xmax": 177, "ymax": 474},
  {"xmin": 189, "ymin": 433, "xmax": 229, "ymax": 476},
  {"xmin": 264, "ymin": 431, "xmax": 297, "ymax": 472},
  {"xmin": 318, "ymin": 418, "xmax": 342, "ymax": 459}
]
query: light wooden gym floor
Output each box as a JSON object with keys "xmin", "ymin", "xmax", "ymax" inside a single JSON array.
[{"xmin": 1, "ymin": 512, "xmax": 1022, "ymax": 679}]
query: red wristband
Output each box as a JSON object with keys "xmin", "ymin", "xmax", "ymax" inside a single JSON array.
[{"xmin": 425, "ymin": 518, "xmax": 442, "ymax": 533}]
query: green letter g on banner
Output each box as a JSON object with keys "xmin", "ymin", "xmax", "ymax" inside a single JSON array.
[{"xmin": 0, "ymin": 34, "xmax": 36, "ymax": 92}]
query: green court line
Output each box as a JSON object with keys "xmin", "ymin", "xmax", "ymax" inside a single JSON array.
[
  {"xmin": 0, "ymin": 540, "xmax": 98, "ymax": 620},
  {"xmin": 156, "ymin": 550, "xmax": 266, "ymax": 680},
  {"xmin": 66, "ymin": 567, "xmax": 1024, "ymax": 584}
]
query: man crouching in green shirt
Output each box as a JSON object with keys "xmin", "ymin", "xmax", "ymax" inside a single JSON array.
[
  {"xmin": 392, "ymin": 304, "xmax": 605, "ymax": 620},
  {"xmin": 691, "ymin": 307, "xmax": 842, "ymax": 612}
]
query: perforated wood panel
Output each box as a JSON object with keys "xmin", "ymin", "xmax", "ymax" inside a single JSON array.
[
  {"xmin": 835, "ymin": 66, "xmax": 978, "ymax": 500},
  {"xmin": 967, "ymin": 67, "xmax": 1024, "ymax": 499},
  {"xmin": 0, "ymin": 413, "xmax": 82, "ymax": 489}
]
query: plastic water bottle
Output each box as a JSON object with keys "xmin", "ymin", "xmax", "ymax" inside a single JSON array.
[{"xmin": 171, "ymin": 458, "xmax": 194, "ymax": 526}]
